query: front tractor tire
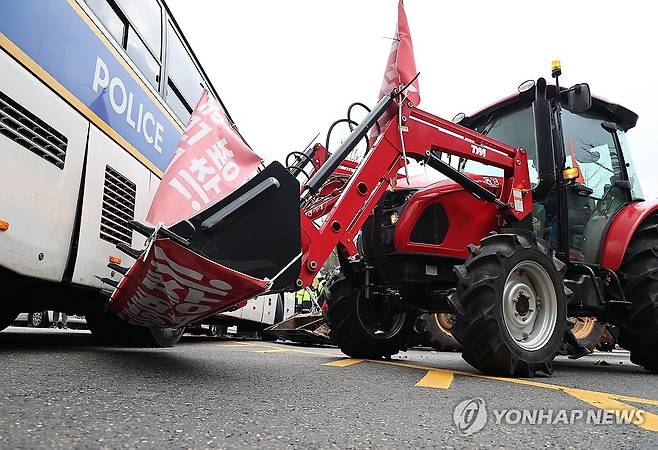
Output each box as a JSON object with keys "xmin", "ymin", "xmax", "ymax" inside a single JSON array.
[
  {"xmin": 323, "ymin": 271, "xmax": 414, "ymax": 359},
  {"xmin": 616, "ymin": 214, "xmax": 658, "ymax": 372},
  {"xmin": 451, "ymin": 233, "xmax": 568, "ymax": 377}
]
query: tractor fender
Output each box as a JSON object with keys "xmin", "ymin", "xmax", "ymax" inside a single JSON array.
[{"xmin": 600, "ymin": 200, "xmax": 658, "ymax": 271}]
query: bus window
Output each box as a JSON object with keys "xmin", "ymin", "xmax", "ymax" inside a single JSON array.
[
  {"xmin": 115, "ymin": 0, "xmax": 162, "ymax": 56},
  {"xmin": 165, "ymin": 22, "xmax": 204, "ymax": 123},
  {"xmin": 165, "ymin": 83, "xmax": 192, "ymax": 125},
  {"xmin": 84, "ymin": 0, "xmax": 162, "ymax": 90},
  {"xmin": 126, "ymin": 28, "xmax": 159, "ymax": 89},
  {"xmin": 84, "ymin": 0, "xmax": 124, "ymax": 44}
]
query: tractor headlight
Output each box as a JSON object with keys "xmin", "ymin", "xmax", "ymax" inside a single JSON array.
[{"xmin": 389, "ymin": 211, "xmax": 400, "ymax": 225}]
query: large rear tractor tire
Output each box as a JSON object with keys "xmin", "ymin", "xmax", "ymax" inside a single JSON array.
[
  {"xmin": 86, "ymin": 311, "xmax": 184, "ymax": 348},
  {"xmin": 570, "ymin": 317, "xmax": 605, "ymax": 351},
  {"xmin": 415, "ymin": 313, "xmax": 461, "ymax": 352},
  {"xmin": 616, "ymin": 214, "xmax": 658, "ymax": 372},
  {"xmin": 451, "ymin": 233, "xmax": 568, "ymax": 377},
  {"xmin": 323, "ymin": 271, "xmax": 415, "ymax": 359}
]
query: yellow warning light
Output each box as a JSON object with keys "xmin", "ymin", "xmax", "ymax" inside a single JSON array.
[
  {"xmin": 551, "ymin": 60, "xmax": 562, "ymax": 78},
  {"xmin": 563, "ymin": 166, "xmax": 579, "ymax": 181},
  {"xmin": 0, "ymin": 220, "xmax": 9, "ymax": 231},
  {"xmin": 109, "ymin": 255, "xmax": 122, "ymax": 265}
]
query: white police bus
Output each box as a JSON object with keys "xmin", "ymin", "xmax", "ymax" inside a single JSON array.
[{"xmin": 0, "ymin": 0, "xmax": 276, "ymax": 345}]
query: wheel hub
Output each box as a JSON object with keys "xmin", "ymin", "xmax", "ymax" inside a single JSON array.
[
  {"xmin": 515, "ymin": 292, "xmax": 531, "ymax": 316},
  {"xmin": 503, "ymin": 262, "xmax": 558, "ymax": 351}
]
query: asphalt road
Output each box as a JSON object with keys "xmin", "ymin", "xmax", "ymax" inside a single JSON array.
[{"xmin": 1, "ymin": 327, "xmax": 656, "ymax": 449}]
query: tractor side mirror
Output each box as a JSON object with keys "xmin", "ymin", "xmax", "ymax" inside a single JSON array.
[
  {"xmin": 452, "ymin": 112, "xmax": 466, "ymax": 123},
  {"xmin": 564, "ymin": 83, "xmax": 592, "ymax": 114}
]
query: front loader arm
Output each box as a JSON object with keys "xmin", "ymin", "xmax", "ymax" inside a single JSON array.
[
  {"xmin": 104, "ymin": 96, "xmax": 533, "ymax": 329},
  {"xmin": 297, "ymin": 102, "xmax": 532, "ymax": 287},
  {"xmin": 407, "ymin": 108, "xmax": 533, "ymax": 220}
]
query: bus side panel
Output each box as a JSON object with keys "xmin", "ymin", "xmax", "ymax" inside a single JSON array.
[
  {"xmin": 235, "ymin": 294, "xmax": 277, "ymax": 325},
  {"xmin": 0, "ymin": 50, "xmax": 87, "ymax": 281},
  {"xmin": 69, "ymin": 125, "xmax": 151, "ymax": 289},
  {"xmin": 221, "ymin": 301, "xmax": 248, "ymax": 321},
  {"xmin": 260, "ymin": 294, "xmax": 278, "ymax": 325},
  {"xmin": 241, "ymin": 296, "xmax": 266, "ymax": 323},
  {"xmin": 220, "ymin": 294, "xmax": 275, "ymax": 324},
  {"xmin": 282, "ymin": 292, "xmax": 296, "ymax": 321}
]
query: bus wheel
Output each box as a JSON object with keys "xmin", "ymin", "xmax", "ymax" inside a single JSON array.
[
  {"xmin": 86, "ymin": 311, "xmax": 183, "ymax": 348},
  {"xmin": 0, "ymin": 310, "xmax": 19, "ymax": 332},
  {"xmin": 149, "ymin": 327, "xmax": 185, "ymax": 347}
]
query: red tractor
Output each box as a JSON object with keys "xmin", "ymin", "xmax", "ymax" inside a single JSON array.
[{"xmin": 132, "ymin": 63, "xmax": 655, "ymax": 377}]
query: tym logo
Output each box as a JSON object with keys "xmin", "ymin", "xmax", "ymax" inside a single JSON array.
[
  {"xmin": 92, "ymin": 56, "xmax": 165, "ymax": 153},
  {"xmin": 471, "ymin": 144, "xmax": 487, "ymax": 157}
]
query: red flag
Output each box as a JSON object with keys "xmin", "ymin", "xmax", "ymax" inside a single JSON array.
[
  {"xmin": 147, "ymin": 90, "xmax": 263, "ymax": 226},
  {"xmin": 109, "ymin": 237, "xmax": 269, "ymax": 328},
  {"xmin": 371, "ymin": 0, "xmax": 420, "ymax": 142}
]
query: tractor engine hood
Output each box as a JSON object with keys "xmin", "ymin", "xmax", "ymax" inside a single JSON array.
[{"xmin": 368, "ymin": 174, "xmax": 503, "ymax": 261}]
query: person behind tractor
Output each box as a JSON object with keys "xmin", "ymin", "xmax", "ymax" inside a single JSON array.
[
  {"xmin": 317, "ymin": 273, "xmax": 326, "ymax": 296},
  {"xmin": 315, "ymin": 273, "xmax": 327, "ymax": 307},
  {"xmin": 295, "ymin": 288, "xmax": 312, "ymax": 313}
]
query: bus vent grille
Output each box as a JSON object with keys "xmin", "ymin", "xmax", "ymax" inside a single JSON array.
[
  {"xmin": 100, "ymin": 165, "xmax": 136, "ymax": 246},
  {"xmin": 0, "ymin": 90, "xmax": 68, "ymax": 169}
]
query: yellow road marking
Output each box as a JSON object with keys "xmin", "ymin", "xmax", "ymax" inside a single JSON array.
[
  {"xmin": 217, "ymin": 342, "xmax": 253, "ymax": 347},
  {"xmin": 218, "ymin": 340, "xmax": 658, "ymax": 433},
  {"xmin": 322, "ymin": 358, "xmax": 365, "ymax": 367},
  {"xmin": 415, "ymin": 370, "xmax": 454, "ymax": 389},
  {"xmin": 253, "ymin": 349, "xmax": 289, "ymax": 353},
  {"xmin": 221, "ymin": 341, "xmax": 339, "ymax": 358},
  {"xmin": 565, "ymin": 388, "xmax": 658, "ymax": 432},
  {"xmin": 324, "ymin": 358, "xmax": 657, "ymax": 432}
]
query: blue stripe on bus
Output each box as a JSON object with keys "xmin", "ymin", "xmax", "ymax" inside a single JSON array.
[{"xmin": 0, "ymin": 0, "xmax": 180, "ymax": 172}]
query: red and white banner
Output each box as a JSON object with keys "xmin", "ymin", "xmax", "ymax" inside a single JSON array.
[
  {"xmin": 371, "ymin": 0, "xmax": 421, "ymax": 143},
  {"xmin": 147, "ymin": 90, "xmax": 263, "ymax": 226},
  {"xmin": 109, "ymin": 237, "xmax": 269, "ymax": 328}
]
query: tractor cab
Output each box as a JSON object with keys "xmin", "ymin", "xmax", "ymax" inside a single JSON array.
[{"xmin": 458, "ymin": 79, "xmax": 643, "ymax": 266}]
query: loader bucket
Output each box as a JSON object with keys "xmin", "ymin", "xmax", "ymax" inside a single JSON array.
[
  {"xmin": 262, "ymin": 312, "xmax": 332, "ymax": 345},
  {"xmin": 169, "ymin": 161, "xmax": 302, "ymax": 291},
  {"xmin": 108, "ymin": 161, "xmax": 303, "ymax": 328},
  {"xmin": 110, "ymin": 237, "xmax": 272, "ymax": 328}
]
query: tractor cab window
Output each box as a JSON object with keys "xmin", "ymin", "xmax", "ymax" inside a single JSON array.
[
  {"xmin": 617, "ymin": 131, "xmax": 644, "ymax": 200},
  {"xmin": 462, "ymin": 106, "xmax": 540, "ymax": 185},
  {"xmin": 560, "ymin": 109, "xmax": 630, "ymax": 263}
]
